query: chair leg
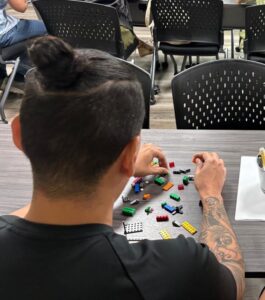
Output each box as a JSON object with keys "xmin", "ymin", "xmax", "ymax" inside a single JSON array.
[
  {"xmin": 150, "ymin": 46, "xmax": 157, "ymax": 105},
  {"xmin": 216, "ymin": 54, "xmax": 219, "ymax": 60},
  {"xmin": 196, "ymin": 56, "xmax": 200, "ymax": 64},
  {"xmin": 0, "ymin": 57, "xmax": 20, "ymax": 124},
  {"xmin": 162, "ymin": 53, "xmax": 169, "ymax": 69},
  {"xmin": 189, "ymin": 56, "xmax": 192, "ymax": 66},
  {"xmin": 181, "ymin": 56, "xmax": 187, "ymax": 71},
  {"xmin": 169, "ymin": 55, "xmax": 178, "ymax": 75}
]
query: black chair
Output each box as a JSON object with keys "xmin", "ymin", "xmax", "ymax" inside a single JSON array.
[
  {"xmin": 150, "ymin": 0, "xmax": 223, "ymax": 104},
  {"xmin": 32, "ymin": 0, "xmax": 125, "ymax": 58},
  {"xmin": 0, "ymin": 42, "xmax": 26, "ymax": 123},
  {"xmin": 245, "ymin": 5, "xmax": 265, "ymax": 63},
  {"xmin": 117, "ymin": 58, "xmax": 150, "ymax": 128},
  {"xmin": 171, "ymin": 59, "xmax": 265, "ymax": 129}
]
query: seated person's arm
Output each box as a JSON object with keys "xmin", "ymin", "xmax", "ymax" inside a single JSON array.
[
  {"xmin": 11, "ymin": 144, "xmax": 168, "ymax": 217},
  {"xmin": 8, "ymin": 0, "xmax": 28, "ymax": 13},
  {"xmin": 193, "ymin": 152, "xmax": 245, "ymax": 300},
  {"xmin": 134, "ymin": 143, "xmax": 168, "ymax": 177}
]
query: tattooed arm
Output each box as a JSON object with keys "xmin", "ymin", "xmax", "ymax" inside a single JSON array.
[{"xmin": 192, "ymin": 152, "xmax": 245, "ymax": 300}]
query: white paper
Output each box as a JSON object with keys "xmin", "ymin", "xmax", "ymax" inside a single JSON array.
[{"xmin": 235, "ymin": 156, "xmax": 265, "ymax": 221}]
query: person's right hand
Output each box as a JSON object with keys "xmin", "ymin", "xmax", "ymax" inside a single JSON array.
[{"xmin": 192, "ymin": 152, "xmax": 226, "ymax": 202}]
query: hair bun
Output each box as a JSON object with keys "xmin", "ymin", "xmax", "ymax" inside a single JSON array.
[{"xmin": 28, "ymin": 36, "xmax": 82, "ymax": 88}]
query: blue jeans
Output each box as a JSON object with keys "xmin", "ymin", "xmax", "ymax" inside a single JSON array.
[
  {"xmin": 0, "ymin": 19, "xmax": 47, "ymax": 75},
  {"xmin": 0, "ymin": 19, "xmax": 47, "ymax": 47}
]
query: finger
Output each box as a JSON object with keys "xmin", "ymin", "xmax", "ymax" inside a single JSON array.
[
  {"xmin": 211, "ymin": 152, "xmax": 219, "ymax": 160},
  {"xmin": 194, "ymin": 158, "xmax": 203, "ymax": 174},
  {"xmin": 192, "ymin": 152, "xmax": 210, "ymax": 163},
  {"xmin": 149, "ymin": 166, "xmax": 169, "ymax": 176},
  {"xmin": 151, "ymin": 148, "xmax": 168, "ymax": 169}
]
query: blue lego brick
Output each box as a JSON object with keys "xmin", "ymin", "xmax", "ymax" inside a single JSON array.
[
  {"xmin": 134, "ymin": 183, "xmax": 140, "ymax": 193},
  {"xmin": 163, "ymin": 204, "xmax": 176, "ymax": 214}
]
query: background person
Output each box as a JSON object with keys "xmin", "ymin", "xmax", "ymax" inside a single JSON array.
[{"xmin": 0, "ymin": 0, "xmax": 46, "ymax": 79}]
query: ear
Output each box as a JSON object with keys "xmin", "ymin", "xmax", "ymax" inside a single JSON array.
[
  {"xmin": 11, "ymin": 115, "xmax": 23, "ymax": 151},
  {"xmin": 120, "ymin": 135, "xmax": 141, "ymax": 177}
]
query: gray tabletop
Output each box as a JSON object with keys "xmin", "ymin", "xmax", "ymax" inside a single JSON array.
[{"xmin": 0, "ymin": 125, "xmax": 265, "ymax": 277}]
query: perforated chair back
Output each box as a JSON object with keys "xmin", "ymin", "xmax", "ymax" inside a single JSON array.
[
  {"xmin": 171, "ymin": 59, "xmax": 265, "ymax": 129},
  {"xmin": 246, "ymin": 5, "xmax": 265, "ymax": 55},
  {"xmin": 151, "ymin": 0, "xmax": 223, "ymax": 45},
  {"xmin": 32, "ymin": 0, "xmax": 124, "ymax": 57},
  {"xmin": 117, "ymin": 58, "xmax": 150, "ymax": 129}
]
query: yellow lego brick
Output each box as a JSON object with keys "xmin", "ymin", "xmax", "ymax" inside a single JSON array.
[
  {"xmin": 159, "ymin": 229, "xmax": 171, "ymax": 240},
  {"xmin": 181, "ymin": 221, "xmax": 197, "ymax": 235}
]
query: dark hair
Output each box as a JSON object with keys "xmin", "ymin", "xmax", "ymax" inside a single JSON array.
[{"xmin": 20, "ymin": 36, "xmax": 145, "ymax": 196}]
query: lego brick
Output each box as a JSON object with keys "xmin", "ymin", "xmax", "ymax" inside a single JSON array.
[
  {"xmin": 185, "ymin": 169, "xmax": 191, "ymax": 173},
  {"xmin": 170, "ymin": 193, "xmax": 181, "ymax": 201},
  {"xmin": 143, "ymin": 193, "xmax": 151, "ymax": 200},
  {"xmin": 161, "ymin": 202, "xmax": 167, "ymax": 208},
  {"xmin": 151, "ymin": 158, "xmax": 159, "ymax": 166},
  {"xmin": 122, "ymin": 207, "xmax": 136, "ymax": 216},
  {"xmin": 159, "ymin": 229, "xmax": 171, "ymax": 240},
  {"xmin": 183, "ymin": 176, "xmax": 189, "ymax": 185},
  {"xmin": 175, "ymin": 205, "xmax": 183, "ymax": 214},
  {"xmin": 122, "ymin": 196, "xmax": 130, "ymax": 203},
  {"xmin": 154, "ymin": 177, "xmax": 166, "ymax": 186},
  {"xmin": 145, "ymin": 206, "xmax": 154, "ymax": 214},
  {"xmin": 182, "ymin": 221, "xmax": 197, "ymax": 235},
  {"xmin": 188, "ymin": 175, "xmax": 195, "ymax": 181},
  {"xmin": 156, "ymin": 215, "xmax": 169, "ymax": 222},
  {"xmin": 173, "ymin": 170, "xmax": 181, "ymax": 175},
  {"xmin": 124, "ymin": 222, "xmax": 143, "ymax": 234},
  {"xmin": 178, "ymin": 184, "xmax": 184, "ymax": 190},
  {"xmin": 172, "ymin": 220, "xmax": 181, "ymax": 227},
  {"xmin": 130, "ymin": 199, "xmax": 139, "ymax": 205},
  {"xmin": 162, "ymin": 182, "xmax": 174, "ymax": 191},
  {"xmin": 163, "ymin": 204, "xmax": 177, "ymax": 215},
  {"xmin": 134, "ymin": 183, "xmax": 140, "ymax": 193},
  {"xmin": 179, "ymin": 169, "xmax": 186, "ymax": 174},
  {"xmin": 127, "ymin": 237, "xmax": 145, "ymax": 242},
  {"xmin": 169, "ymin": 162, "xmax": 175, "ymax": 168}
]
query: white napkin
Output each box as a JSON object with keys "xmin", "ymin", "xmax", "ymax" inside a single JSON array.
[{"xmin": 235, "ymin": 156, "xmax": 265, "ymax": 221}]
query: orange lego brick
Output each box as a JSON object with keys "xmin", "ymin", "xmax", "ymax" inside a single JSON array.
[
  {"xmin": 162, "ymin": 182, "xmax": 174, "ymax": 191},
  {"xmin": 143, "ymin": 193, "xmax": 151, "ymax": 200}
]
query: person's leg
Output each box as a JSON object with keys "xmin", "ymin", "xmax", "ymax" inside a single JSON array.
[
  {"xmin": 2, "ymin": 20, "xmax": 47, "ymax": 76},
  {"xmin": 7, "ymin": 19, "xmax": 47, "ymax": 45}
]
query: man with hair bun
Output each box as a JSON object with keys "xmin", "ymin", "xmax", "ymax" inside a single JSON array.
[{"xmin": 0, "ymin": 36, "xmax": 244, "ymax": 300}]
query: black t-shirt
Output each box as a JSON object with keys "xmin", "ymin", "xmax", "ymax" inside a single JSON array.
[{"xmin": 0, "ymin": 216, "xmax": 236, "ymax": 300}]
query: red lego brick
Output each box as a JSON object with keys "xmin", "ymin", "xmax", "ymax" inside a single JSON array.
[
  {"xmin": 156, "ymin": 215, "xmax": 169, "ymax": 222},
  {"xmin": 178, "ymin": 184, "xmax": 184, "ymax": 190},
  {"xmin": 169, "ymin": 162, "xmax": 175, "ymax": 168}
]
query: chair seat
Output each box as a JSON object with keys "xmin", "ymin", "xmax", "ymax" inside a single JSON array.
[
  {"xmin": 159, "ymin": 42, "xmax": 219, "ymax": 56},
  {"xmin": 1, "ymin": 41, "xmax": 27, "ymax": 61}
]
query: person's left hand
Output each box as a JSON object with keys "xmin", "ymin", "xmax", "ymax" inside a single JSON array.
[{"xmin": 134, "ymin": 144, "xmax": 168, "ymax": 177}]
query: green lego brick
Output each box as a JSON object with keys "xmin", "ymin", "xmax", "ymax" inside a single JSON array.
[
  {"xmin": 154, "ymin": 177, "xmax": 166, "ymax": 186},
  {"xmin": 122, "ymin": 207, "xmax": 136, "ymax": 216},
  {"xmin": 183, "ymin": 175, "xmax": 189, "ymax": 185},
  {"xmin": 145, "ymin": 206, "xmax": 151, "ymax": 213},
  {"xmin": 170, "ymin": 193, "xmax": 181, "ymax": 201}
]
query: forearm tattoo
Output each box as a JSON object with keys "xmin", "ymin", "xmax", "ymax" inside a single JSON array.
[{"xmin": 199, "ymin": 197, "xmax": 245, "ymax": 300}]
